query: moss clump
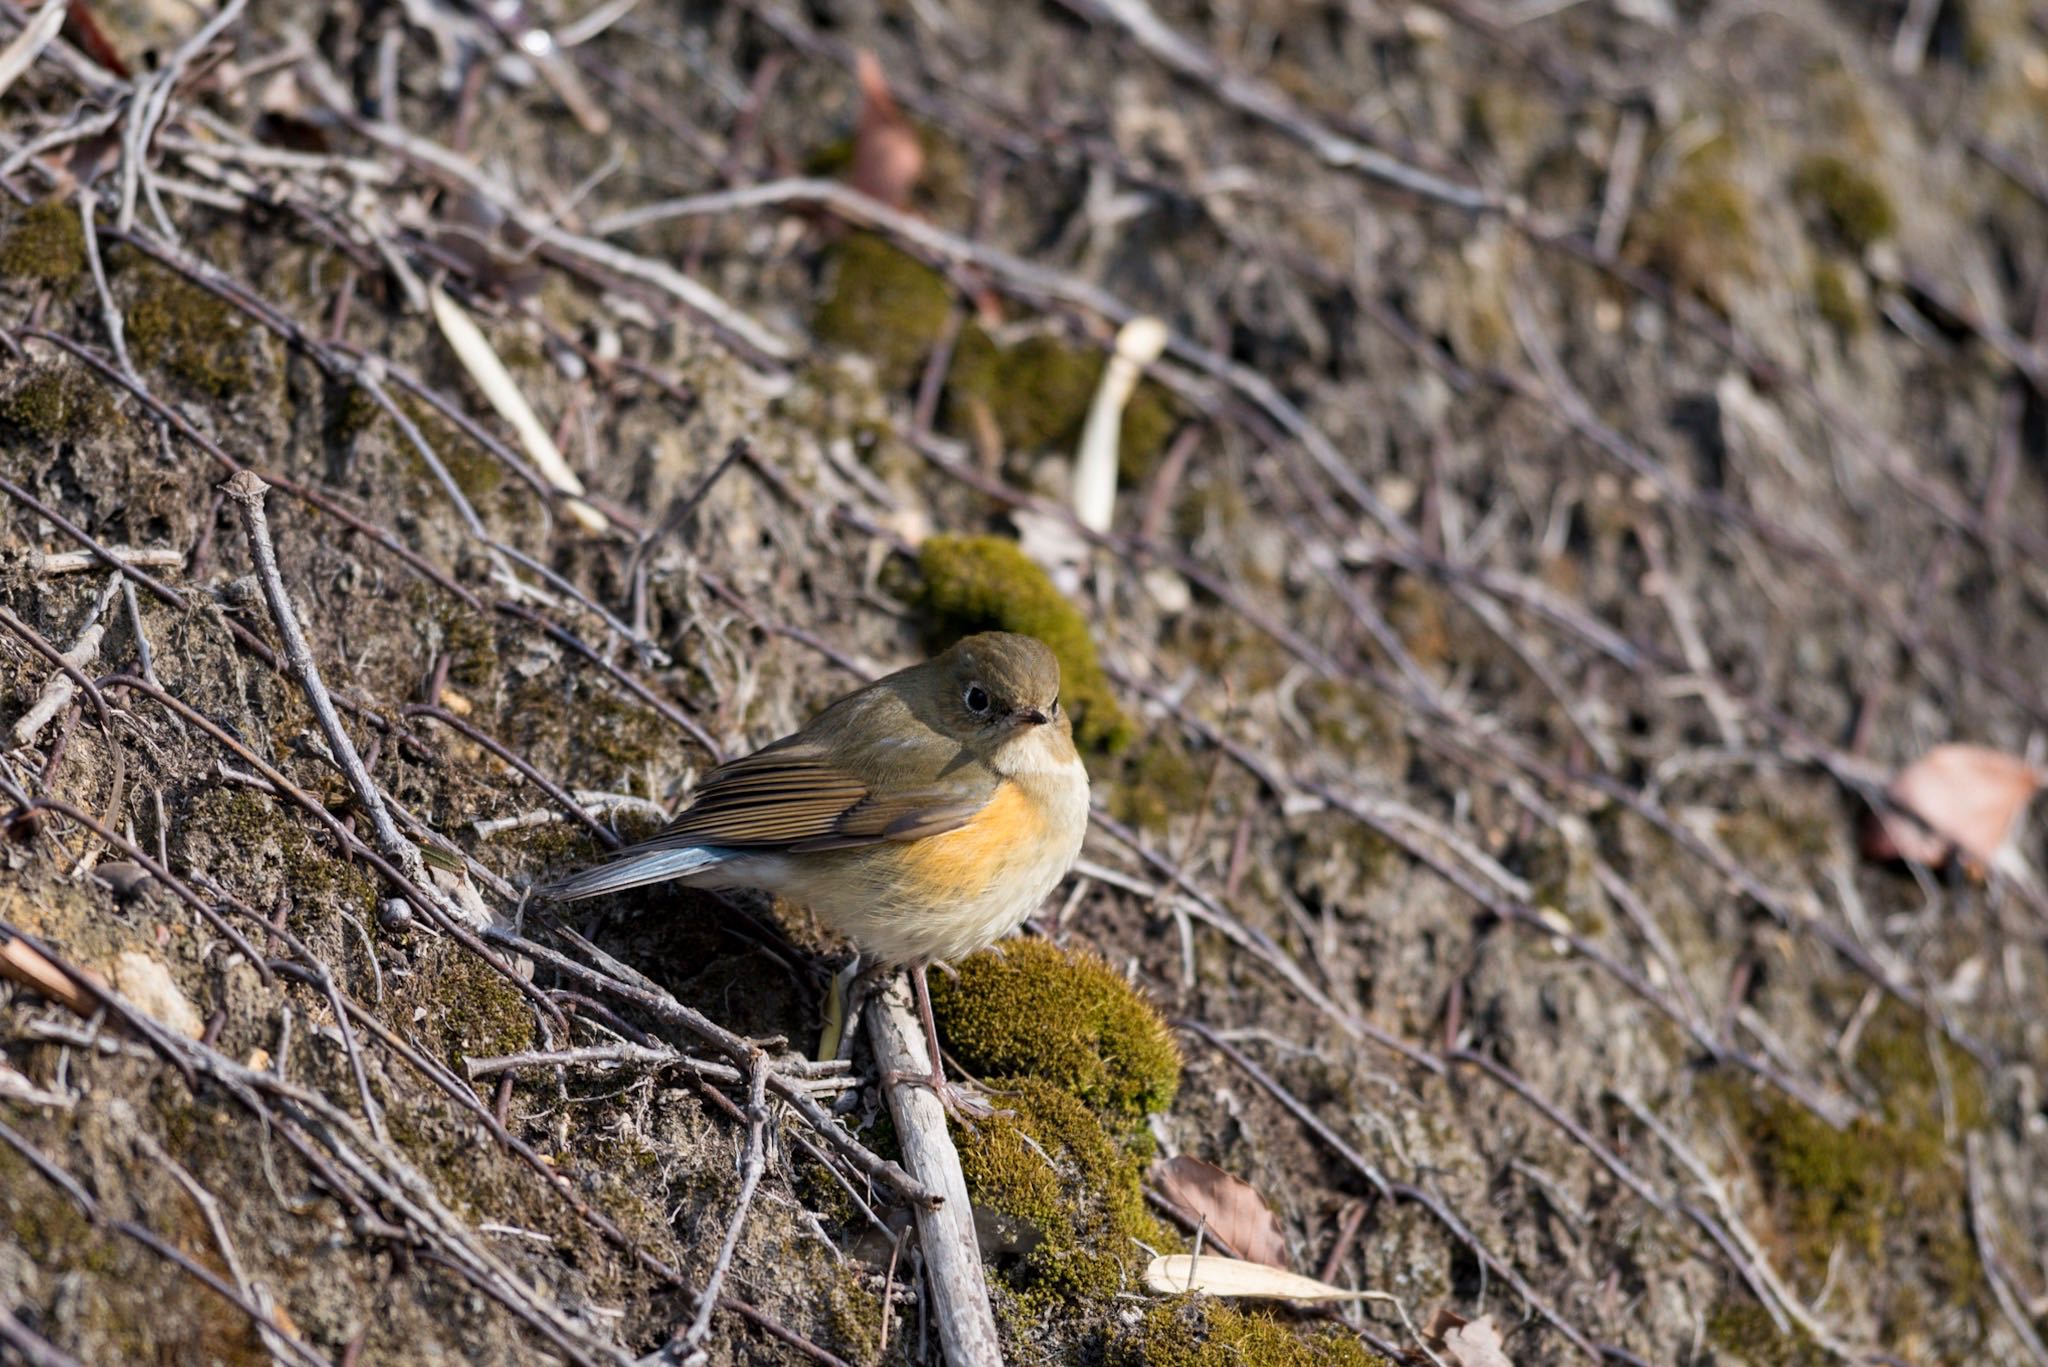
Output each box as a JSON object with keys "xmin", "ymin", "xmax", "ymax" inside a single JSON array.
[
  {"xmin": 1, "ymin": 199, "xmax": 85, "ymax": 281},
  {"xmin": 1704, "ymin": 1299, "xmax": 1830, "ymax": 1367},
  {"xmin": 1853, "ymin": 998, "xmax": 1988, "ymax": 1136},
  {"xmin": 1809, "ymin": 261, "xmax": 1865, "ymax": 335},
  {"xmin": 424, "ymin": 950, "xmax": 537, "ymax": 1064},
  {"xmin": 945, "ymin": 327, "xmax": 1179, "ymax": 474},
  {"xmin": 1109, "ymin": 736, "xmax": 1208, "ymax": 834},
  {"xmin": 1, "ymin": 364, "xmax": 118, "ymax": 440},
  {"xmin": 126, "ymin": 268, "xmax": 254, "ymax": 397},
  {"xmin": 952, "ymin": 1076, "xmax": 1168, "ymax": 1298},
  {"xmin": 1114, "ymin": 1298, "xmax": 1391, "ymax": 1367},
  {"xmin": 1705, "ymin": 1002, "xmax": 1986, "ymax": 1301},
  {"xmin": 1631, "ymin": 166, "xmax": 1757, "ymax": 305},
  {"xmin": 917, "ymin": 534, "xmax": 1135, "ymax": 752},
  {"xmin": 931, "ymin": 938, "xmax": 1180, "ymax": 1126},
  {"xmin": 824, "ymin": 1271, "xmax": 883, "ymax": 1365},
  {"xmin": 393, "ymin": 396, "xmax": 503, "ymax": 500},
  {"xmin": 1794, "ymin": 155, "xmax": 1897, "ymax": 252},
  {"xmin": 813, "ymin": 233, "xmax": 954, "ymax": 388}
]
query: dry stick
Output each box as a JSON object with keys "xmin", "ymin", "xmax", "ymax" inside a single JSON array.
[
  {"xmin": 1048, "ymin": 0, "xmax": 1503, "ymax": 214},
  {"xmin": 34, "ymin": 545, "xmax": 183, "ymax": 574},
  {"xmin": 865, "ymin": 977, "xmax": 1002, "ymax": 1367},
  {"xmin": 0, "ymin": 602, "xmax": 128, "ymax": 859},
  {"xmin": 220, "ymin": 471, "xmax": 485, "ymax": 930},
  {"xmin": 295, "ymin": 53, "xmax": 793, "ymax": 364},
  {"xmin": 114, "ymin": 0, "xmax": 249, "ymax": 232},
  {"xmin": 0, "ymin": 1305, "xmax": 85, "ymax": 1367},
  {"xmin": 1963, "ymin": 1133, "xmax": 2048, "ymax": 1367},
  {"xmin": 11, "ymin": 575, "xmax": 118, "ymax": 746},
  {"xmin": 492, "ymin": 926, "xmax": 936, "ymax": 1208},
  {"xmin": 657, "ymin": 1059, "xmax": 772, "ymax": 1361}
]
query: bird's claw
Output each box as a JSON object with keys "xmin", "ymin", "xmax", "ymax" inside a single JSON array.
[{"xmin": 885, "ymin": 1068, "xmax": 1006, "ymax": 1126}]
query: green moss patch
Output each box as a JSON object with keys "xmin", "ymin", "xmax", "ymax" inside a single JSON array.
[
  {"xmin": 125, "ymin": 266, "xmax": 255, "ymax": 397},
  {"xmin": 1793, "ymin": 155, "xmax": 1897, "ymax": 252},
  {"xmin": 814, "ymin": 232, "xmax": 954, "ymax": 389},
  {"xmin": 953, "ymin": 1076, "xmax": 1168, "ymax": 1299},
  {"xmin": 1705, "ymin": 1000, "xmax": 1987, "ymax": 1310},
  {"xmin": 917, "ymin": 533, "xmax": 1135, "ymax": 751},
  {"xmin": 1, "ymin": 199, "xmax": 85, "ymax": 282},
  {"xmin": 1, "ymin": 363, "xmax": 119, "ymax": 441},
  {"xmin": 1630, "ymin": 165, "xmax": 1758, "ymax": 306},
  {"xmin": 1809, "ymin": 261, "xmax": 1865, "ymax": 335},
  {"xmin": 945, "ymin": 327, "xmax": 1179, "ymax": 476},
  {"xmin": 932, "ymin": 938, "xmax": 1181, "ymax": 1126},
  {"xmin": 1704, "ymin": 1298, "xmax": 1830, "ymax": 1367},
  {"xmin": 1109, "ymin": 736, "xmax": 1208, "ymax": 835},
  {"xmin": 1113, "ymin": 1298, "xmax": 1391, "ymax": 1367}
]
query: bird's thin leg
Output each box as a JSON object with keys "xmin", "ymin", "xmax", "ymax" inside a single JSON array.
[{"xmin": 894, "ymin": 961, "xmax": 994, "ymax": 1122}]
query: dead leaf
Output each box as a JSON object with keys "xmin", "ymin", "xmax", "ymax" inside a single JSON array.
[
  {"xmin": 850, "ymin": 50, "xmax": 922, "ymax": 210},
  {"xmin": 1863, "ymin": 743, "xmax": 2043, "ymax": 869},
  {"xmin": 1426, "ymin": 1308, "xmax": 1514, "ymax": 1367},
  {"xmin": 1152, "ymin": 1155, "xmax": 1289, "ymax": 1267},
  {"xmin": 1143, "ymin": 1254, "xmax": 1364, "ymax": 1301},
  {"xmin": 0, "ymin": 932, "xmax": 98, "ymax": 1017}
]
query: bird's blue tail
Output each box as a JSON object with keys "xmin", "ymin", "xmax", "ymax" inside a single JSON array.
[{"xmin": 538, "ymin": 844, "xmax": 727, "ymax": 900}]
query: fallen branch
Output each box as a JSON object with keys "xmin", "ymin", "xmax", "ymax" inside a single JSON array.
[{"xmin": 865, "ymin": 976, "xmax": 1000, "ymax": 1367}]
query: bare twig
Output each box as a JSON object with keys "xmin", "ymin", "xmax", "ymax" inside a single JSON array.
[{"xmin": 221, "ymin": 471, "xmax": 487, "ymax": 930}]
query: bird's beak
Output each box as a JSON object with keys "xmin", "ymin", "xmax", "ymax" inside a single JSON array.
[{"xmin": 1013, "ymin": 707, "xmax": 1049, "ymax": 727}]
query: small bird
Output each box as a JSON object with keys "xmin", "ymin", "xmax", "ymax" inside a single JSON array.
[{"xmin": 543, "ymin": 632, "xmax": 1090, "ymax": 1113}]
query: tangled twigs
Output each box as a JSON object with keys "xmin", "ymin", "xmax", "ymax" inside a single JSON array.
[
  {"xmin": 643, "ymin": 1058, "xmax": 772, "ymax": 1363},
  {"xmin": 489, "ymin": 924, "xmax": 939, "ymax": 1209},
  {"xmin": 221, "ymin": 470, "xmax": 488, "ymax": 931}
]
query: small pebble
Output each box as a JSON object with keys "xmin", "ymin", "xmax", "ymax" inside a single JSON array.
[{"xmin": 94, "ymin": 861, "xmax": 154, "ymax": 902}]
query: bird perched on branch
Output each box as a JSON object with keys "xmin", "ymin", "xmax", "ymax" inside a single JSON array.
[{"xmin": 543, "ymin": 632, "xmax": 1090, "ymax": 1115}]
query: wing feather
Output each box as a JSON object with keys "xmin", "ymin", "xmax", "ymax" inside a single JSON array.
[{"xmin": 652, "ymin": 741, "xmax": 993, "ymax": 851}]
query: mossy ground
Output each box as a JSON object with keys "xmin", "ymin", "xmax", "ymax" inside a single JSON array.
[
  {"xmin": 1705, "ymin": 998, "xmax": 1989, "ymax": 1338},
  {"xmin": 1, "ymin": 362, "xmax": 121, "ymax": 440},
  {"xmin": 1113, "ymin": 1299, "xmax": 1393, "ymax": 1367},
  {"xmin": 1, "ymin": 199, "xmax": 85, "ymax": 282},
  {"xmin": 1792, "ymin": 155, "xmax": 1898, "ymax": 252},
  {"xmin": 121, "ymin": 261, "xmax": 258, "ymax": 398},
  {"xmin": 4, "ymin": 0, "xmax": 2044, "ymax": 1360},
  {"xmin": 931, "ymin": 938, "xmax": 1181, "ymax": 1125}
]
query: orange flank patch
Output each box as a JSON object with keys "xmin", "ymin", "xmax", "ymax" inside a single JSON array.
[{"xmin": 896, "ymin": 781, "xmax": 1043, "ymax": 902}]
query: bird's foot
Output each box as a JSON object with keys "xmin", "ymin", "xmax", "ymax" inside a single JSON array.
[{"xmin": 885, "ymin": 1068, "xmax": 1006, "ymax": 1126}]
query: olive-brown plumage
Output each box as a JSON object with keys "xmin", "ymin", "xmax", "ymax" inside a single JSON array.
[{"xmin": 543, "ymin": 632, "xmax": 1092, "ymax": 1110}]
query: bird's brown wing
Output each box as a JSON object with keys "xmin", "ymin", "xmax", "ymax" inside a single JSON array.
[{"xmin": 650, "ymin": 741, "xmax": 993, "ymax": 852}]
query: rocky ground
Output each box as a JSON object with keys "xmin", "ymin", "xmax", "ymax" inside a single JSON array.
[{"xmin": 2, "ymin": 0, "xmax": 2047, "ymax": 1362}]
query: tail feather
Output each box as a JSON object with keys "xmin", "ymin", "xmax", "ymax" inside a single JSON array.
[{"xmin": 538, "ymin": 845, "xmax": 727, "ymax": 900}]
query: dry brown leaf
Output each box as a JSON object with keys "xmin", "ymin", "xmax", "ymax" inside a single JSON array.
[
  {"xmin": 1863, "ymin": 743, "xmax": 2044, "ymax": 869},
  {"xmin": 1426, "ymin": 1307, "xmax": 1514, "ymax": 1367},
  {"xmin": 0, "ymin": 933, "xmax": 98, "ymax": 1017},
  {"xmin": 1142, "ymin": 1254, "xmax": 1364, "ymax": 1301},
  {"xmin": 1152, "ymin": 1155, "xmax": 1290, "ymax": 1267},
  {"xmin": 850, "ymin": 50, "xmax": 923, "ymax": 210}
]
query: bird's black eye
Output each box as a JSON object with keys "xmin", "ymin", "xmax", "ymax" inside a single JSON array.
[{"xmin": 964, "ymin": 684, "xmax": 991, "ymax": 715}]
